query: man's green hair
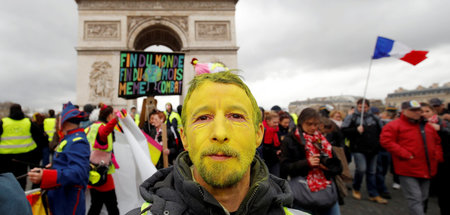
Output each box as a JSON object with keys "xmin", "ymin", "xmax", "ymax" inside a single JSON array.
[{"xmin": 181, "ymin": 71, "xmax": 262, "ymax": 132}]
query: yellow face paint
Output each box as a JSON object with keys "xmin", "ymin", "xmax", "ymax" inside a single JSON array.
[{"xmin": 182, "ymin": 81, "xmax": 263, "ymax": 187}]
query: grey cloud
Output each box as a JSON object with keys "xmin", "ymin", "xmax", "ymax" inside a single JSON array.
[
  {"xmin": 1, "ymin": 0, "xmax": 449, "ymax": 111},
  {"xmin": 237, "ymin": 0, "xmax": 450, "ymax": 80},
  {"xmin": 0, "ymin": 0, "xmax": 77, "ymax": 109}
]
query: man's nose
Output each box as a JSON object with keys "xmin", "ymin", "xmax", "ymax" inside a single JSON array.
[{"xmin": 211, "ymin": 115, "xmax": 229, "ymax": 143}]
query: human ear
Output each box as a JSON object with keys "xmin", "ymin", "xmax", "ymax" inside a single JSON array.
[
  {"xmin": 181, "ymin": 128, "xmax": 189, "ymax": 151},
  {"xmin": 255, "ymin": 123, "xmax": 264, "ymax": 148}
]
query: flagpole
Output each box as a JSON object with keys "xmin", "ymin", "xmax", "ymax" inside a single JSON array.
[{"xmin": 360, "ymin": 58, "xmax": 373, "ymax": 126}]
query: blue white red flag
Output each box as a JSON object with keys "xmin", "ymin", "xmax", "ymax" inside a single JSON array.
[{"xmin": 372, "ymin": 36, "xmax": 428, "ymax": 65}]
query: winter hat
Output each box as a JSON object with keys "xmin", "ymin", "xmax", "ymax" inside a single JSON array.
[
  {"xmin": 191, "ymin": 58, "xmax": 228, "ymax": 75},
  {"xmin": 83, "ymin": 104, "xmax": 95, "ymax": 114},
  {"xmin": 271, "ymin": 105, "xmax": 282, "ymax": 112},
  {"xmin": 61, "ymin": 101, "xmax": 87, "ymax": 125},
  {"xmin": 429, "ymin": 98, "xmax": 443, "ymax": 106}
]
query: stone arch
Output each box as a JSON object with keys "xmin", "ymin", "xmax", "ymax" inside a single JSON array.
[
  {"xmin": 127, "ymin": 19, "xmax": 188, "ymax": 51},
  {"xmin": 75, "ymin": 0, "xmax": 238, "ymax": 109}
]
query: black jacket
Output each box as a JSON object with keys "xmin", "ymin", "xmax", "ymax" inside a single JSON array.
[
  {"xmin": 127, "ymin": 151, "xmax": 294, "ymax": 215},
  {"xmin": 436, "ymin": 117, "xmax": 450, "ymax": 161},
  {"xmin": 280, "ymin": 131, "xmax": 343, "ymax": 180},
  {"xmin": 280, "ymin": 132, "xmax": 309, "ymax": 179},
  {"xmin": 280, "ymin": 130, "xmax": 343, "ymax": 210},
  {"xmin": 341, "ymin": 111, "xmax": 383, "ymax": 155}
]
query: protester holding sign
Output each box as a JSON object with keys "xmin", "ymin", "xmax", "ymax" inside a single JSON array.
[{"xmin": 143, "ymin": 110, "xmax": 180, "ymax": 168}]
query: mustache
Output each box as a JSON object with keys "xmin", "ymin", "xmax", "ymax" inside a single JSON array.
[{"xmin": 200, "ymin": 146, "xmax": 240, "ymax": 159}]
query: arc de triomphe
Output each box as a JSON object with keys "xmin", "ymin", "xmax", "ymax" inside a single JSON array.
[{"xmin": 75, "ymin": 0, "xmax": 239, "ymax": 108}]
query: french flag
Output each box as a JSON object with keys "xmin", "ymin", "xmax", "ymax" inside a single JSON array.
[{"xmin": 372, "ymin": 36, "xmax": 428, "ymax": 66}]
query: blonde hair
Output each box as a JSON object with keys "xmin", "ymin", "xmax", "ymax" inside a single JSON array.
[{"xmin": 329, "ymin": 110, "xmax": 345, "ymax": 119}]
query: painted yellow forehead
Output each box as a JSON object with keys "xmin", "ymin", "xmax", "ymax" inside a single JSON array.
[{"xmin": 184, "ymin": 81, "xmax": 254, "ymax": 123}]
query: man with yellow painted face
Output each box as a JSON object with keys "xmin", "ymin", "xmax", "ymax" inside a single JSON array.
[{"xmin": 127, "ymin": 71, "xmax": 307, "ymax": 215}]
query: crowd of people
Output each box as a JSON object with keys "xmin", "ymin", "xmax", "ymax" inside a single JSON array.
[
  {"xmin": 256, "ymin": 98, "xmax": 449, "ymax": 215},
  {"xmin": 0, "ymin": 73, "xmax": 449, "ymax": 215}
]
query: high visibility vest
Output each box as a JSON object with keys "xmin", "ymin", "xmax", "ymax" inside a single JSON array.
[
  {"xmin": 85, "ymin": 122, "xmax": 115, "ymax": 173},
  {"xmin": 164, "ymin": 111, "xmax": 182, "ymax": 128},
  {"xmin": 0, "ymin": 117, "xmax": 37, "ymax": 154},
  {"xmin": 290, "ymin": 113, "xmax": 298, "ymax": 125},
  {"xmin": 134, "ymin": 113, "xmax": 140, "ymax": 126},
  {"xmin": 43, "ymin": 117, "xmax": 56, "ymax": 142},
  {"xmin": 164, "ymin": 111, "xmax": 183, "ymax": 137}
]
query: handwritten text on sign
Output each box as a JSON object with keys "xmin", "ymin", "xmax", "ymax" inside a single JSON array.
[{"xmin": 118, "ymin": 51, "xmax": 184, "ymax": 98}]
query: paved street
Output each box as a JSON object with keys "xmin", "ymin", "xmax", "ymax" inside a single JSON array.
[{"xmin": 340, "ymin": 162, "xmax": 439, "ymax": 215}]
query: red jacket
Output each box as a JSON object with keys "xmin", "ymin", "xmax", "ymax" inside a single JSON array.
[{"xmin": 380, "ymin": 114, "xmax": 443, "ymax": 179}]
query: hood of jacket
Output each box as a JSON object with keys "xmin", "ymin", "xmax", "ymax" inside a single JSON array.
[{"xmin": 139, "ymin": 151, "xmax": 293, "ymax": 215}]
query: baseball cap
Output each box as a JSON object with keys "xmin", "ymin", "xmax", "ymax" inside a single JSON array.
[
  {"xmin": 319, "ymin": 104, "xmax": 334, "ymax": 111},
  {"xmin": 401, "ymin": 100, "xmax": 421, "ymax": 110},
  {"xmin": 429, "ymin": 98, "xmax": 443, "ymax": 106},
  {"xmin": 61, "ymin": 101, "xmax": 87, "ymax": 125}
]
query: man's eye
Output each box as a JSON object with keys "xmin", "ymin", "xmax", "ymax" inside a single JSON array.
[
  {"xmin": 228, "ymin": 113, "xmax": 245, "ymax": 121},
  {"xmin": 194, "ymin": 115, "xmax": 211, "ymax": 122},
  {"xmin": 232, "ymin": 114, "xmax": 243, "ymax": 119}
]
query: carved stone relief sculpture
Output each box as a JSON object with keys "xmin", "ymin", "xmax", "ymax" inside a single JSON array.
[
  {"xmin": 128, "ymin": 16, "xmax": 188, "ymax": 34},
  {"xmin": 84, "ymin": 21, "xmax": 121, "ymax": 40},
  {"xmin": 195, "ymin": 21, "xmax": 230, "ymax": 41},
  {"xmin": 89, "ymin": 61, "xmax": 114, "ymax": 102}
]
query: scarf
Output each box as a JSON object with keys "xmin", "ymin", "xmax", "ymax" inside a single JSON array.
[
  {"xmin": 428, "ymin": 114, "xmax": 439, "ymax": 124},
  {"xmin": 302, "ymin": 130, "xmax": 333, "ymax": 192},
  {"xmin": 263, "ymin": 120, "xmax": 281, "ymax": 147}
]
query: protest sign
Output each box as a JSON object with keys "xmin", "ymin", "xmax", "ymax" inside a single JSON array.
[{"xmin": 118, "ymin": 51, "xmax": 185, "ymax": 99}]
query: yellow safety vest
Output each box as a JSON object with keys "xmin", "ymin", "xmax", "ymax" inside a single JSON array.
[
  {"xmin": 164, "ymin": 111, "xmax": 182, "ymax": 127},
  {"xmin": 85, "ymin": 122, "xmax": 115, "ymax": 173},
  {"xmin": 43, "ymin": 118, "xmax": 56, "ymax": 142},
  {"xmin": 164, "ymin": 111, "xmax": 183, "ymax": 137},
  {"xmin": 290, "ymin": 113, "xmax": 298, "ymax": 125},
  {"xmin": 0, "ymin": 117, "xmax": 37, "ymax": 154},
  {"xmin": 134, "ymin": 113, "xmax": 140, "ymax": 126}
]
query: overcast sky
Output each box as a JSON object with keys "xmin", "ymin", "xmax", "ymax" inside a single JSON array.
[{"xmin": 1, "ymin": 0, "xmax": 449, "ymax": 112}]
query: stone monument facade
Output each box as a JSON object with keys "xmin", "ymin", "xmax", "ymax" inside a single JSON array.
[
  {"xmin": 75, "ymin": 0, "xmax": 239, "ymax": 108},
  {"xmin": 385, "ymin": 83, "xmax": 450, "ymax": 109}
]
